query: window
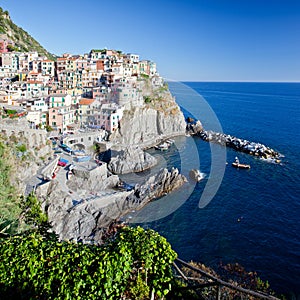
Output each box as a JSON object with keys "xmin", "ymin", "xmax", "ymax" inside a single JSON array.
[
  {"xmin": 53, "ymin": 115, "xmax": 55, "ymax": 119},
  {"xmin": 52, "ymin": 122, "xmax": 56, "ymax": 126}
]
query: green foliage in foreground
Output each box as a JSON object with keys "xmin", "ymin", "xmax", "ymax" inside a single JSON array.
[
  {"xmin": 0, "ymin": 139, "xmax": 20, "ymax": 233},
  {"xmin": 0, "ymin": 226, "xmax": 177, "ymax": 299}
]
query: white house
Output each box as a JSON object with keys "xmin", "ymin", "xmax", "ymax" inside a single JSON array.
[
  {"xmin": 30, "ymin": 97, "xmax": 48, "ymax": 112},
  {"xmin": 26, "ymin": 110, "xmax": 47, "ymax": 128},
  {"xmin": 48, "ymin": 93, "xmax": 72, "ymax": 108},
  {"xmin": 126, "ymin": 53, "xmax": 140, "ymax": 63}
]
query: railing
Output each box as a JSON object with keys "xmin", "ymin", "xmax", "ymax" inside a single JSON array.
[{"xmin": 173, "ymin": 258, "xmax": 280, "ymax": 300}]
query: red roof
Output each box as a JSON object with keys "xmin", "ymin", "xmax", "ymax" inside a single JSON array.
[
  {"xmin": 79, "ymin": 98, "xmax": 95, "ymax": 105},
  {"xmin": 27, "ymin": 80, "xmax": 43, "ymax": 84}
]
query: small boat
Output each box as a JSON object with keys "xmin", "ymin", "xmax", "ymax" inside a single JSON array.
[
  {"xmin": 166, "ymin": 139, "xmax": 175, "ymax": 145},
  {"xmin": 232, "ymin": 162, "xmax": 251, "ymax": 169},
  {"xmin": 155, "ymin": 142, "xmax": 169, "ymax": 151}
]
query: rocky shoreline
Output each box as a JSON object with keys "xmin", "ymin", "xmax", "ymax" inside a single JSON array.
[
  {"xmin": 35, "ymin": 165, "xmax": 186, "ymax": 243},
  {"xmin": 187, "ymin": 120, "xmax": 282, "ymax": 163}
]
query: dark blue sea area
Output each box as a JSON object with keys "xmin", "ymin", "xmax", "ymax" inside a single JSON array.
[{"xmin": 126, "ymin": 82, "xmax": 300, "ymax": 298}]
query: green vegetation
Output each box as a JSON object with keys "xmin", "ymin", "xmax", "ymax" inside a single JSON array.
[
  {"xmin": 140, "ymin": 73, "xmax": 150, "ymax": 79},
  {"xmin": 0, "ymin": 136, "xmax": 280, "ymax": 299},
  {"xmin": 0, "ymin": 6, "xmax": 55, "ymax": 59},
  {"xmin": 159, "ymin": 85, "xmax": 169, "ymax": 92},
  {"xmin": 144, "ymin": 96, "xmax": 152, "ymax": 103},
  {"xmin": 7, "ymin": 44, "xmax": 19, "ymax": 52},
  {"xmin": 45, "ymin": 125, "xmax": 53, "ymax": 132},
  {"xmin": 19, "ymin": 192, "xmax": 48, "ymax": 229},
  {"xmin": 0, "ymin": 139, "xmax": 21, "ymax": 234},
  {"xmin": 0, "ymin": 226, "xmax": 177, "ymax": 299},
  {"xmin": 91, "ymin": 49, "xmax": 106, "ymax": 53},
  {"xmin": 5, "ymin": 109, "xmax": 17, "ymax": 115},
  {"xmin": 16, "ymin": 143, "xmax": 27, "ymax": 153}
]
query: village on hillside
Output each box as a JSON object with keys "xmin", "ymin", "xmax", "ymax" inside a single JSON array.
[{"xmin": 0, "ymin": 41, "xmax": 165, "ymax": 135}]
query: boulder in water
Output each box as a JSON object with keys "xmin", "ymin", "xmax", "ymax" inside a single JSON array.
[{"xmin": 189, "ymin": 169, "xmax": 205, "ymax": 182}]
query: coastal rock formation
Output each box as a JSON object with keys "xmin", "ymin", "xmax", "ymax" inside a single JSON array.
[
  {"xmin": 109, "ymin": 106, "xmax": 186, "ymax": 147},
  {"xmin": 67, "ymin": 163, "xmax": 119, "ymax": 193},
  {"xmin": 108, "ymin": 146, "xmax": 157, "ymax": 174},
  {"xmin": 133, "ymin": 167, "xmax": 187, "ymax": 200},
  {"xmin": 189, "ymin": 169, "xmax": 205, "ymax": 182},
  {"xmin": 199, "ymin": 130, "xmax": 281, "ymax": 161},
  {"xmin": 186, "ymin": 120, "xmax": 203, "ymax": 135},
  {"xmin": 35, "ymin": 167, "xmax": 186, "ymax": 243},
  {"xmin": 185, "ymin": 117, "xmax": 281, "ymax": 162}
]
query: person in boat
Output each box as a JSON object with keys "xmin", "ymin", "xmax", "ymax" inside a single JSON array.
[{"xmin": 235, "ymin": 156, "xmax": 239, "ymax": 164}]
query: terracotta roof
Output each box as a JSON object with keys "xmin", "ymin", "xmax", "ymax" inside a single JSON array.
[
  {"xmin": 79, "ymin": 98, "xmax": 95, "ymax": 105},
  {"xmin": 27, "ymin": 80, "xmax": 43, "ymax": 84}
]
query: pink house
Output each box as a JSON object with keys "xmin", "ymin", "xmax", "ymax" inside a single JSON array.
[
  {"xmin": 0, "ymin": 39, "xmax": 8, "ymax": 53},
  {"xmin": 48, "ymin": 106, "xmax": 75, "ymax": 133}
]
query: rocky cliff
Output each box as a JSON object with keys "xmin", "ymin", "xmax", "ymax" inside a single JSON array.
[
  {"xmin": 35, "ymin": 167, "xmax": 186, "ymax": 243},
  {"xmin": 110, "ymin": 106, "xmax": 186, "ymax": 147},
  {"xmin": 109, "ymin": 80, "xmax": 186, "ymax": 147},
  {"xmin": 108, "ymin": 146, "xmax": 157, "ymax": 174}
]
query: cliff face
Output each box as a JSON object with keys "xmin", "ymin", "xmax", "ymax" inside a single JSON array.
[
  {"xmin": 109, "ymin": 80, "xmax": 186, "ymax": 147},
  {"xmin": 108, "ymin": 146, "xmax": 157, "ymax": 174},
  {"xmin": 110, "ymin": 106, "xmax": 186, "ymax": 147},
  {"xmin": 35, "ymin": 167, "xmax": 186, "ymax": 243}
]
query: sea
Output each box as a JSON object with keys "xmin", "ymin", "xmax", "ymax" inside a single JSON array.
[{"xmin": 121, "ymin": 82, "xmax": 300, "ymax": 299}]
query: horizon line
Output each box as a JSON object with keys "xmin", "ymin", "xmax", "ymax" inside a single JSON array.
[{"xmin": 173, "ymin": 80, "xmax": 300, "ymax": 83}]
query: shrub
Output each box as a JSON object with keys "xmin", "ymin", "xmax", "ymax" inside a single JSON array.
[
  {"xmin": 0, "ymin": 226, "xmax": 177, "ymax": 299},
  {"xmin": 144, "ymin": 96, "xmax": 151, "ymax": 103}
]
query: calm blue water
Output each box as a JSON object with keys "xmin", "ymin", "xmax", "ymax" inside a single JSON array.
[{"xmin": 133, "ymin": 82, "xmax": 300, "ymax": 298}]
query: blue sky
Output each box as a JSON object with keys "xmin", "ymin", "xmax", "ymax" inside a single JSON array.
[{"xmin": 1, "ymin": 0, "xmax": 300, "ymax": 82}]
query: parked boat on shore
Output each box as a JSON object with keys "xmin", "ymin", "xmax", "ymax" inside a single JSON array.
[
  {"xmin": 154, "ymin": 139, "xmax": 174, "ymax": 151},
  {"xmin": 155, "ymin": 142, "xmax": 169, "ymax": 151}
]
